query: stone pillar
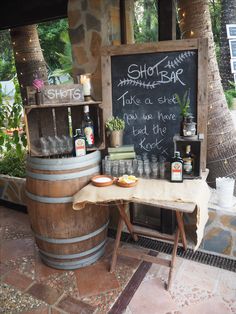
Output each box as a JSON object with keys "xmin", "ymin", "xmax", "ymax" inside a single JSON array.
[{"xmin": 68, "ymin": 0, "xmax": 122, "ymax": 100}]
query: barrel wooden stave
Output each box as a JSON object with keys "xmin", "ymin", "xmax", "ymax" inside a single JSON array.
[{"xmin": 26, "ymin": 151, "xmax": 108, "ymax": 270}]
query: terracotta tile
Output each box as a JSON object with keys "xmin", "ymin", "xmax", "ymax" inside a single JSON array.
[
  {"xmin": 0, "ymin": 263, "xmax": 10, "ymax": 276},
  {"xmin": 181, "ymin": 296, "xmax": 231, "ymax": 314},
  {"xmin": 129, "ymin": 277, "xmax": 177, "ymax": 314},
  {"xmin": 74, "ymin": 261, "xmax": 119, "ymax": 297},
  {"xmin": 34, "ymin": 255, "xmax": 63, "ymax": 281},
  {"xmin": 26, "ymin": 282, "xmax": 63, "ymax": 305},
  {"xmin": 57, "ymin": 295, "xmax": 95, "ymax": 314},
  {"xmin": 0, "ymin": 238, "xmax": 35, "ymax": 262},
  {"xmin": 3, "ymin": 270, "xmax": 34, "ymax": 291},
  {"xmin": 51, "ymin": 307, "xmax": 65, "ymax": 314},
  {"xmin": 21, "ymin": 306, "xmax": 50, "ymax": 314}
]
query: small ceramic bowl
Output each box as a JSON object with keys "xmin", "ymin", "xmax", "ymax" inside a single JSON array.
[{"xmin": 91, "ymin": 175, "xmax": 114, "ymax": 187}]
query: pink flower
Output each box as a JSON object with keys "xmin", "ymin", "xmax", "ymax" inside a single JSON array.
[{"xmin": 33, "ymin": 79, "xmax": 44, "ymax": 91}]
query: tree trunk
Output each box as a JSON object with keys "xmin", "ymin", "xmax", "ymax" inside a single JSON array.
[
  {"xmin": 219, "ymin": 0, "xmax": 236, "ymax": 90},
  {"xmin": 177, "ymin": 0, "xmax": 236, "ymax": 194},
  {"xmin": 10, "ymin": 25, "xmax": 48, "ymax": 106}
]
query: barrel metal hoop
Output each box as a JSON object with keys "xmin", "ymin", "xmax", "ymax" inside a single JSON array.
[
  {"xmin": 39, "ymin": 239, "xmax": 106, "ymax": 259},
  {"xmin": 27, "ymin": 153, "xmax": 101, "ymax": 171},
  {"xmin": 27, "ymin": 150, "xmax": 101, "ymax": 168},
  {"xmin": 39, "ymin": 247, "xmax": 105, "ymax": 270},
  {"xmin": 26, "ymin": 190, "xmax": 73, "ymax": 204},
  {"xmin": 33, "ymin": 220, "xmax": 109, "ymax": 243},
  {"xmin": 26, "ymin": 165, "xmax": 100, "ymax": 181}
]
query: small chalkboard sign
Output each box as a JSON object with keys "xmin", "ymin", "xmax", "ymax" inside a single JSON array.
[
  {"xmin": 26, "ymin": 84, "xmax": 84, "ymax": 105},
  {"xmin": 102, "ymin": 39, "xmax": 208, "ymax": 169},
  {"xmin": 229, "ymin": 40, "xmax": 236, "ymax": 58}
]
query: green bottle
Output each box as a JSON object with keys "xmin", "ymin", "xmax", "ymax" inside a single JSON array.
[{"xmin": 170, "ymin": 151, "xmax": 183, "ymax": 182}]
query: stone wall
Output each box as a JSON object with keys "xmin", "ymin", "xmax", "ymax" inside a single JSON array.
[
  {"xmin": 200, "ymin": 209, "xmax": 236, "ymax": 257},
  {"xmin": 68, "ymin": 0, "xmax": 120, "ymax": 100}
]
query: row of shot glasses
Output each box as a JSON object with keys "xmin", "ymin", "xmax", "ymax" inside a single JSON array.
[{"xmin": 102, "ymin": 154, "xmax": 167, "ymax": 179}]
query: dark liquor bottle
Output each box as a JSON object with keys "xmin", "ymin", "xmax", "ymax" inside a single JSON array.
[
  {"xmin": 73, "ymin": 128, "xmax": 86, "ymax": 157},
  {"xmin": 170, "ymin": 151, "xmax": 183, "ymax": 182},
  {"xmin": 183, "ymin": 145, "xmax": 194, "ymax": 175},
  {"xmin": 82, "ymin": 105, "xmax": 95, "ymax": 148}
]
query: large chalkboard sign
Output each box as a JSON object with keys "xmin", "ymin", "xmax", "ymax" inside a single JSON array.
[{"xmin": 102, "ymin": 39, "xmax": 208, "ymax": 168}]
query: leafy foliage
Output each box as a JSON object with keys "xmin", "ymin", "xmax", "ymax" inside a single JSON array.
[
  {"xmin": 38, "ymin": 19, "xmax": 71, "ymax": 72},
  {"xmin": 0, "ymin": 148, "xmax": 26, "ymax": 177},
  {"xmin": 225, "ymin": 81, "xmax": 236, "ymax": 109},
  {"xmin": 50, "ymin": 31, "xmax": 73, "ymax": 82},
  {"xmin": 105, "ymin": 117, "xmax": 125, "ymax": 131},
  {"xmin": 175, "ymin": 91, "xmax": 190, "ymax": 118},
  {"xmin": 0, "ymin": 78, "xmax": 26, "ymax": 156},
  {"xmin": 0, "ymin": 30, "xmax": 16, "ymax": 81},
  {"xmin": 134, "ymin": 0, "xmax": 158, "ymax": 43}
]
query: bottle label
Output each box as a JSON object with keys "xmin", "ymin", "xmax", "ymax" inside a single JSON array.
[
  {"xmin": 171, "ymin": 162, "xmax": 183, "ymax": 181},
  {"xmin": 84, "ymin": 126, "xmax": 94, "ymax": 145},
  {"xmin": 75, "ymin": 138, "xmax": 86, "ymax": 157},
  {"xmin": 183, "ymin": 159, "xmax": 193, "ymax": 174}
]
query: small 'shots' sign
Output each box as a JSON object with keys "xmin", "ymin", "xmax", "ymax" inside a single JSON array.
[{"xmin": 26, "ymin": 84, "xmax": 84, "ymax": 105}]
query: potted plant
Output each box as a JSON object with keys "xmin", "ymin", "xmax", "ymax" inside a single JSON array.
[
  {"xmin": 105, "ymin": 116, "xmax": 125, "ymax": 147},
  {"xmin": 175, "ymin": 90, "xmax": 191, "ymax": 136}
]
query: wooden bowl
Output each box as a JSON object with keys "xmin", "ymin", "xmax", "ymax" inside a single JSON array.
[
  {"xmin": 91, "ymin": 175, "xmax": 114, "ymax": 187},
  {"xmin": 116, "ymin": 180, "xmax": 138, "ymax": 188}
]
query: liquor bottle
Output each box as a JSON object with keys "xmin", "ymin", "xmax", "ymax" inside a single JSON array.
[
  {"xmin": 82, "ymin": 105, "xmax": 95, "ymax": 148},
  {"xmin": 73, "ymin": 128, "xmax": 86, "ymax": 157},
  {"xmin": 183, "ymin": 145, "xmax": 194, "ymax": 175},
  {"xmin": 170, "ymin": 151, "xmax": 183, "ymax": 182}
]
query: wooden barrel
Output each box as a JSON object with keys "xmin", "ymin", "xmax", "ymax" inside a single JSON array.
[{"xmin": 26, "ymin": 151, "xmax": 109, "ymax": 270}]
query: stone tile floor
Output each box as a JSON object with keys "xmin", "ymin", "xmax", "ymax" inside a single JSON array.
[{"xmin": 0, "ymin": 205, "xmax": 236, "ymax": 314}]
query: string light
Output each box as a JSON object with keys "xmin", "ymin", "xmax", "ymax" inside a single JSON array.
[
  {"xmin": 190, "ymin": 30, "xmax": 194, "ymax": 36},
  {"xmin": 207, "ymin": 152, "xmax": 236, "ymax": 164},
  {"xmin": 182, "ymin": 12, "xmax": 186, "ymax": 17}
]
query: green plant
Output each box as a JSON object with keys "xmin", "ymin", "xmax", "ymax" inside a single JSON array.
[
  {"xmin": 105, "ymin": 116, "xmax": 125, "ymax": 131},
  {"xmin": 224, "ymin": 81, "xmax": 236, "ymax": 110},
  {"xmin": 0, "ymin": 148, "xmax": 26, "ymax": 177},
  {"xmin": 0, "ymin": 78, "xmax": 27, "ymax": 156},
  {"xmin": 175, "ymin": 90, "xmax": 190, "ymax": 118}
]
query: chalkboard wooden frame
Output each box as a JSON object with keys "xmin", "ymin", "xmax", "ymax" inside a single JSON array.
[{"xmin": 101, "ymin": 39, "xmax": 208, "ymax": 170}]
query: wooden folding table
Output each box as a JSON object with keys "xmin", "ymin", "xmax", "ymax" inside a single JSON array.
[{"xmin": 110, "ymin": 199, "xmax": 196, "ymax": 290}]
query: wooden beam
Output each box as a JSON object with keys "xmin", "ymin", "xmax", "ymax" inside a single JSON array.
[{"xmin": 158, "ymin": 0, "xmax": 176, "ymax": 40}]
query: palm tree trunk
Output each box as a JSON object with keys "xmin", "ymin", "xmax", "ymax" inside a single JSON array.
[
  {"xmin": 219, "ymin": 0, "xmax": 236, "ymax": 90},
  {"xmin": 177, "ymin": 0, "xmax": 236, "ymax": 194},
  {"xmin": 10, "ymin": 25, "xmax": 48, "ymax": 106}
]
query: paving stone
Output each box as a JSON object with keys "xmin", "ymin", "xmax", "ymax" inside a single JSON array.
[
  {"xmin": 3, "ymin": 270, "xmax": 34, "ymax": 291},
  {"xmin": 180, "ymin": 296, "xmax": 231, "ymax": 314},
  {"xmin": 86, "ymin": 13, "xmax": 101, "ymax": 31},
  {"xmin": 90, "ymin": 0, "xmax": 101, "ymax": 11},
  {"xmin": 203, "ymin": 228, "xmax": 232, "ymax": 255},
  {"xmin": 69, "ymin": 25, "xmax": 85, "ymax": 45},
  {"xmin": 220, "ymin": 215, "xmax": 236, "ymax": 231},
  {"xmin": 206, "ymin": 210, "xmax": 217, "ymax": 227},
  {"xmin": 81, "ymin": 0, "xmax": 87, "ymax": 11},
  {"xmin": 57, "ymin": 295, "xmax": 95, "ymax": 314},
  {"xmin": 27, "ymin": 283, "xmax": 63, "ymax": 305},
  {"xmin": 74, "ymin": 261, "xmax": 119, "ymax": 297},
  {"xmin": 90, "ymin": 32, "xmax": 102, "ymax": 57}
]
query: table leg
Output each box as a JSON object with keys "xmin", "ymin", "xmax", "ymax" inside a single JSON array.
[
  {"xmin": 110, "ymin": 215, "xmax": 124, "ymax": 273},
  {"xmin": 115, "ymin": 201, "xmax": 138, "ymax": 242},
  {"xmin": 176, "ymin": 211, "xmax": 187, "ymax": 251},
  {"xmin": 167, "ymin": 227, "xmax": 180, "ymax": 290}
]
